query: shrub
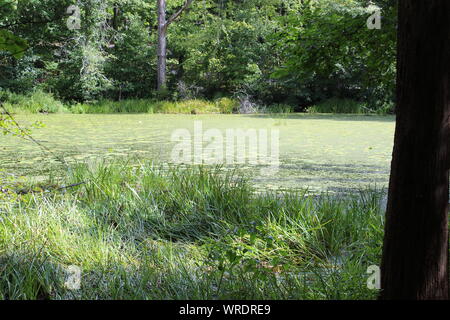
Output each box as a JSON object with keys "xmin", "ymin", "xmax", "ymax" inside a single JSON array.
[
  {"xmin": 69, "ymin": 98, "xmax": 239, "ymax": 114},
  {"xmin": 0, "ymin": 90, "xmax": 68, "ymax": 113},
  {"xmin": 265, "ymin": 104, "xmax": 293, "ymax": 113},
  {"xmin": 70, "ymin": 103, "xmax": 90, "ymax": 114},
  {"xmin": 152, "ymin": 99, "xmax": 226, "ymax": 114},
  {"xmin": 215, "ymin": 97, "xmax": 239, "ymax": 114},
  {"xmin": 307, "ymin": 98, "xmax": 366, "ymax": 114}
]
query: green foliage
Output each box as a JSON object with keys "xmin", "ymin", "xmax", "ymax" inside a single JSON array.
[
  {"xmin": 1, "ymin": 89, "xmax": 68, "ymax": 113},
  {"xmin": 215, "ymin": 97, "xmax": 239, "ymax": 114},
  {"xmin": 0, "ymin": 162, "xmax": 383, "ymax": 299},
  {"xmin": 90, "ymin": 98, "xmax": 238, "ymax": 114},
  {"xmin": 0, "ymin": 30, "xmax": 28, "ymax": 58},
  {"xmin": 3, "ymin": 89, "xmax": 392, "ymax": 115},
  {"xmin": 72, "ymin": 99, "xmax": 155, "ymax": 114},
  {"xmin": 272, "ymin": 0, "xmax": 397, "ymax": 110},
  {"xmin": 104, "ymin": 14, "xmax": 156, "ymax": 100},
  {"xmin": 2, "ymin": 92, "xmax": 241, "ymax": 114},
  {"xmin": 0, "ymin": 90, "xmax": 46, "ymax": 139},
  {"xmin": 0, "ymin": 0, "xmax": 398, "ymax": 300},
  {"xmin": 265, "ymin": 104, "xmax": 294, "ymax": 114},
  {"xmin": 0, "ymin": 0, "xmax": 397, "ymax": 110},
  {"xmin": 307, "ymin": 98, "xmax": 366, "ymax": 114}
]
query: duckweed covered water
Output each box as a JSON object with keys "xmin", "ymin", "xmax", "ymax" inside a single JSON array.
[{"xmin": 0, "ymin": 113, "xmax": 395, "ymax": 192}]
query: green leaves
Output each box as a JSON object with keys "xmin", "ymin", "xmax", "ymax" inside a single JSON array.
[
  {"xmin": 272, "ymin": 0, "xmax": 396, "ymax": 109},
  {"xmin": 0, "ymin": 29, "xmax": 28, "ymax": 58}
]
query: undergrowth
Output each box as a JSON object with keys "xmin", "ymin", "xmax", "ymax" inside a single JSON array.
[{"xmin": 0, "ymin": 161, "xmax": 384, "ymax": 299}]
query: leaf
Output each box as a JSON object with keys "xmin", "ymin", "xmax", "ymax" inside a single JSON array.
[{"xmin": 0, "ymin": 30, "xmax": 28, "ymax": 58}]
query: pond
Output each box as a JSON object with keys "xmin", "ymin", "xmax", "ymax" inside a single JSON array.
[{"xmin": 0, "ymin": 113, "xmax": 395, "ymax": 193}]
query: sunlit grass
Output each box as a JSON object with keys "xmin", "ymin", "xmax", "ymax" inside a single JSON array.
[
  {"xmin": 0, "ymin": 161, "xmax": 384, "ymax": 299},
  {"xmin": 70, "ymin": 98, "xmax": 239, "ymax": 114}
]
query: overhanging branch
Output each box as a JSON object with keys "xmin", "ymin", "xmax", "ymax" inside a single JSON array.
[{"xmin": 164, "ymin": 0, "xmax": 194, "ymax": 31}]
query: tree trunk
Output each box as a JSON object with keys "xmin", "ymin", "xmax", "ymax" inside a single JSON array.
[
  {"xmin": 380, "ymin": 0, "xmax": 450, "ymax": 300},
  {"xmin": 156, "ymin": 0, "xmax": 193, "ymax": 92},
  {"xmin": 157, "ymin": 0, "xmax": 167, "ymax": 91},
  {"xmin": 112, "ymin": 5, "xmax": 119, "ymax": 30}
]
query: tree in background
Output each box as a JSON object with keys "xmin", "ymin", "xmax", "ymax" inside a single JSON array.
[
  {"xmin": 380, "ymin": 0, "xmax": 449, "ymax": 299},
  {"xmin": 156, "ymin": 0, "xmax": 193, "ymax": 92},
  {"xmin": 0, "ymin": 0, "xmax": 398, "ymax": 111},
  {"xmin": 273, "ymin": 0, "xmax": 397, "ymax": 110}
]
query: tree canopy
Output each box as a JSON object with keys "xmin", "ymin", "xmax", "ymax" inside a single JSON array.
[{"xmin": 0, "ymin": 0, "xmax": 396, "ymax": 111}]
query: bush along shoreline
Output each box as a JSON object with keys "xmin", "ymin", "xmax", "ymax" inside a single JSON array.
[{"xmin": 0, "ymin": 90, "xmax": 392, "ymax": 115}]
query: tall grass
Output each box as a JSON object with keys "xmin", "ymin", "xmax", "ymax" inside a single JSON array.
[
  {"xmin": 70, "ymin": 99, "xmax": 211, "ymax": 114},
  {"xmin": 0, "ymin": 90, "xmax": 68, "ymax": 114},
  {"xmin": 0, "ymin": 161, "xmax": 384, "ymax": 299},
  {"xmin": 0, "ymin": 90, "xmax": 240, "ymax": 114},
  {"xmin": 307, "ymin": 98, "xmax": 367, "ymax": 114},
  {"xmin": 72, "ymin": 97, "xmax": 239, "ymax": 114},
  {"xmin": 1, "ymin": 90, "xmax": 394, "ymax": 115}
]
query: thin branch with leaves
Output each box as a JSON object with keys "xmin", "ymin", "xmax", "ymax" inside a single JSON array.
[{"xmin": 0, "ymin": 102, "xmax": 68, "ymax": 167}]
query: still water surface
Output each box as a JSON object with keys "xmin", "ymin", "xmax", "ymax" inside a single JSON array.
[{"xmin": 0, "ymin": 113, "xmax": 395, "ymax": 193}]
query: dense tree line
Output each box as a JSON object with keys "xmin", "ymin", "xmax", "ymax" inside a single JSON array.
[{"xmin": 1, "ymin": 0, "xmax": 396, "ymax": 111}]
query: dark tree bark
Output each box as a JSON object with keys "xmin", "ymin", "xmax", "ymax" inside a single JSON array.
[
  {"xmin": 156, "ymin": 0, "xmax": 193, "ymax": 91},
  {"xmin": 380, "ymin": 1, "xmax": 450, "ymax": 300},
  {"xmin": 112, "ymin": 5, "xmax": 119, "ymax": 30}
]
